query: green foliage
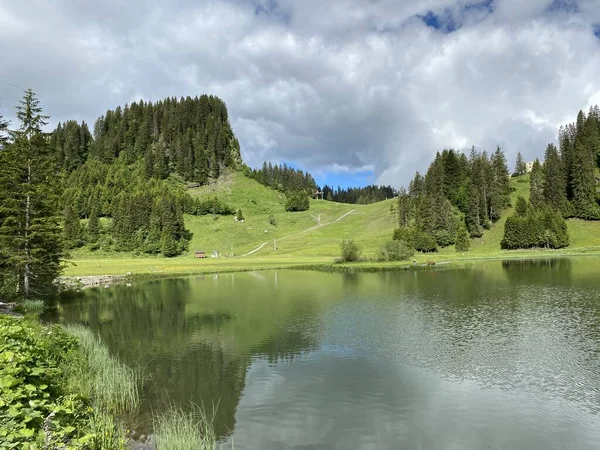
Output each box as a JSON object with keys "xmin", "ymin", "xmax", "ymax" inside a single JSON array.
[
  {"xmin": 248, "ymin": 161, "xmax": 318, "ymax": 194},
  {"xmin": 185, "ymin": 196, "xmax": 235, "ymax": 216},
  {"xmin": 285, "ymin": 191, "xmax": 310, "ymax": 212},
  {"xmin": 515, "ymin": 196, "xmax": 529, "ymax": 216},
  {"xmin": 396, "ymin": 188, "xmax": 411, "ymax": 227},
  {"xmin": 529, "ymin": 159, "xmax": 545, "ymax": 210},
  {"xmin": 0, "ymin": 316, "xmax": 95, "ymax": 448},
  {"xmin": 236, "ymin": 209, "xmax": 244, "ymax": 221},
  {"xmin": 412, "ymin": 229, "xmax": 438, "ymax": 253},
  {"xmin": 84, "ymin": 95, "xmax": 239, "ymax": 181},
  {"xmin": 0, "ymin": 90, "xmax": 66, "ymax": 300},
  {"xmin": 501, "ymin": 208, "xmax": 570, "ymax": 249},
  {"xmin": 392, "ymin": 227, "xmax": 437, "ymax": 252},
  {"xmin": 63, "ymin": 325, "xmax": 139, "ymax": 415},
  {"xmin": 63, "ymin": 160, "xmax": 191, "ymax": 256},
  {"xmin": 339, "ymin": 239, "xmax": 361, "ymax": 262},
  {"xmin": 559, "ymin": 107, "xmax": 600, "ymax": 219},
  {"xmin": 153, "ymin": 406, "xmax": 216, "ymax": 450},
  {"xmin": 321, "ymin": 183, "xmax": 397, "ymax": 205},
  {"xmin": 455, "ymin": 226, "xmax": 470, "ymax": 252},
  {"xmin": 376, "ymin": 240, "xmax": 414, "ymax": 262},
  {"xmin": 514, "ymin": 152, "xmax": 527, "ymax": 176},
  {"xmin": 63, "ymin": 204, "xmax": 84, "ymax": 249},
  {"xmin": 268, "ymin": 215, "xmax": 277, "ymax": 226}
]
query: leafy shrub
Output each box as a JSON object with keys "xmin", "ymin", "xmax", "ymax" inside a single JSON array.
[
  {"xmin": 285, "ymin": 191, "xmax": 310, "ymax": 212},
  {"xmin": 501, "ymin": 207, "xmax": 570, "ymax": 249},
  {"xmin": 413, "ymin": 230, "xmax": 437, "ymax": 253},
  {"xmin": 376, "ymin": 240, "xmax": 414, "ymax": 262},
  {"xmin": 455, "ymin": 226, "xmax": 470, "ymax": 252},
  {"xmin": 433, "ymin": 229, "xmax": 454, "ymax": 247},
  {"xmin": 0, "ymin": 316, "xmax": 95, "ymax": 448},
  {"xmin": 269, "ymin": 215, "xmax": 277, "ymax": 226},
  {"xmin": 340, "ymin": 239, "xmax": 361, "ymax": 262},
  {"xmin": 394, "ymin": 227, "xmax": 436, "ymax": 252}
]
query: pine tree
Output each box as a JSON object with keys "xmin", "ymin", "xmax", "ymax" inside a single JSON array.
[
  {"xmin": 529, "ymin": 159, "xmax": 545, "ymax": 210},
  {"xmin": 0, "ymin": 90, "xmax": 65, "ymax": 299},
  {"xmin": 542, "ymin": 143, "xmax": 570, "ymax": 216},
  {"xmin": 87, "ymin": 203, "xmax": 100, "ymax": 242},
  {"xmin": 0, "ymin": 105, "xmax": 9, "ymax": 149},
  {"xmin": 236, "ymin": 209, "xmax": 244, "ymax": 221},
  {"xmin": 515, "ymin": 196, "xmax": 528, "ymax": 216},
  {"xmin": 397, "ymin": 188, "xmax": 411, "ymax": 227},
  {"xmin": 455, "ymin": 225, "xmax": 470, "ymax": 252},
  {"xmin": 63, "ymin": 204, "xmax": 82, "ymax": 248},
  {"xmin": 514, "ymin": 152, "xmax": 526, "ymax": 176},
  {"xmin": 571, "ymin": 111, "xmax": 599, "ymax": 218}
]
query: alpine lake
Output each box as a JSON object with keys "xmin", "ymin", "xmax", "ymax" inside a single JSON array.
[{"xmin": 55, "ymin": 258, "xmax": 600, "ymax": 449}]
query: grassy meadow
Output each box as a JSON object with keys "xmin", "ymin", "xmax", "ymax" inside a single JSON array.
[{"xmin": 65, "ymin": 172, "xmax": 600, "ymax": 276}]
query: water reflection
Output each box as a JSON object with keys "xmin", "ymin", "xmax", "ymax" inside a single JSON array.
[{"xmin": 56, "ymin": 259, "xmax": 600, "ymax": 448}]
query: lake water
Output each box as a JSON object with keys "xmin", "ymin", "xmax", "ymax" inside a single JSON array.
[{"xmin": 57, "ymin": 258, "xmax": 600, "ymax": 449}]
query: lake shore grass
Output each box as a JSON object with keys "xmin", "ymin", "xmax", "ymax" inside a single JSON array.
[{"xmin": 63, "ymin": 245, "xmax": 600, "ymax": 279}]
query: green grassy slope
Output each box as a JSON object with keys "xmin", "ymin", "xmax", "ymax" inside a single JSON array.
[{"xmin": 66, "ymin": 172, "xmax": 600, "ymax": 276}]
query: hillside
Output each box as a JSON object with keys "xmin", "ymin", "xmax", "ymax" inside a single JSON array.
[{"xmin": 67, "ymin": 172, "xmax": 600, "ymax": 276}]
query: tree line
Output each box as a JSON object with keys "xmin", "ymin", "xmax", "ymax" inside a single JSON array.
[
  {"xmin": 52, "ymin": 95, "xmax": 241, "ymax": 183},
  {"xmin": 0, "ymin": 91, "xmax": 242, "ymax": 299},
  {"xmin": 394, "ymin": 147, "xmax": 511, "ymax": 252},
  {"xmin": 501, "ymin": 106, "xmax": 600, "ymax": 249},
  {"xmin": 244, "ymin": 161, "xmax": 316, "ymax": 211},
  {"xmin": 321, "ymin": 184, "xmax": 397, "ymax": 204}
]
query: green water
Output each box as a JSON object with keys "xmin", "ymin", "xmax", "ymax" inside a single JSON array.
[{"xmin": 58, "ymin": 258, "xmax": 600, "ymax": 449}]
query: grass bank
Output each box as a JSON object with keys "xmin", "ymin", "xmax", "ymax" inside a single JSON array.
[{"xmin": 0, "ymin": 314, "xmax": 218, "ymax": 449}]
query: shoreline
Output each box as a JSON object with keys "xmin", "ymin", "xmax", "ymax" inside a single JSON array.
[{"xmin": 59, "ymin": 250, "xmax": 600, "ymax": 284}]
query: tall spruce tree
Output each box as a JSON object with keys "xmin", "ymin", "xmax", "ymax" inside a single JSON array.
[
  {"xmin": 514, "ymin": 152, "xmax": 526, "ymax": 176},
  {"xmin": 571, "ymin": 110, "xmax": 599, "ymax": 218},
  {"xmin": 0, "ymin": 90, "xmax": 65, "ymax": 299},
  {"xmin": 529, "ymin": 159, "xmax": 545, "ymax": 210},
  {"xmin": 397, "ymin": 188, "xmax": 412, "ymax": 227},
  {"xmin": 542, "ymin": 143, "xmax": 570, "ymax": 216},
  {"xmin": 0, "ymin": 105, "xmax": 9, "ymax": 149}
]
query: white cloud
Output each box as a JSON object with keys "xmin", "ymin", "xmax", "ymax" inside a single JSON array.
[{"xmin": 1, "ymin": 0, "xmax": 600, "ymax": 186}]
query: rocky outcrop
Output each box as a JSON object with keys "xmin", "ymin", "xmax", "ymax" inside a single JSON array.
[{"xmin": 58, "ymin": 275, "xmax": 126, "ymax": 290}]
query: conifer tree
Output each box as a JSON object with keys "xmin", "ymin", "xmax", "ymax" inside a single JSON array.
[
  {"xmin": 0, "ymin": 90, "xmax": 65, "ymax": 299},
  {"xmin": 529, "ymin": 159, "xmax": 545, "ymax": 210},
  {"xmin": 542, "ymin": 143, "xmax": 570, "ymax": 216},
  {"xmin": 514, "ymin": 152, "xmax": 527, "ymax": 176},
  {"xmin": 455, "ymin": 225, "xmax": 470, "ymax": 252},
  {"xmin": 515, "ymin": 196, "xmax": 528, "ymax": 216},
  {"xmin": 0, "ymin": 105, "xmax": 9, "ymax": 149},
  {"xmin": 63, "ymin": 204, "xmax": 82, "ymax": 248},
  {"xmin": 236, "ymin": 209, "xmax": 244, "ymax": 221},
  {"xmin": 87, "ymin": 203, "xmax": 100, "ymax": 242},
  {"xmin": 397, "ymin": 188, "xmax": 411, "ymax": 227},
  {"xmin": 570, "ymin": 110, "xmax": 599, "ymax": 218}
]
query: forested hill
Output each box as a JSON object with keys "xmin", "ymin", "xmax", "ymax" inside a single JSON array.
[{"xmin": 51, "ymin": 95, "xmax": 241, "ymax": 183}]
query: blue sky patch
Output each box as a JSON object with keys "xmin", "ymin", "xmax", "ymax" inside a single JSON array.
[
  {"xmin": 594, "ymin": 24, "xmax": 600, "ymax": 39},
  {"xmin": 418, "ymin": 10, "xmax": 458, "ymax": 33},
  {"xmin": 547, "ymin": 0, "xmax": 579, "ymax": 13}
]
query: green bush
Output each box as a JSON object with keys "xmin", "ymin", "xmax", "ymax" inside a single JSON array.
[
  {"xmin": 285, "ymin": 191, "xmax": 310, "ymax": 212},
  {"xmin": 0, "ymin": 316, "xmax": 95, "ymax": 448},
  {"xmin": 455, "ymin": 226, "xmax": 470, "ymax": 252},
  {"xmin": 393, "ymin": 226, "xmax": 437, "ymax": 252},
  {"xmin": 501, "ymin": 207, "xmax": 570, "ymax": 249},
  {"xmin": 413, "ymin": 230, "xmax": 437, "ymax": 253},
  {"xmin": 269, "ymin": 215, "xmax": 277, "ymax": 226},
  {"xmin": 376, "ymin": 240, "xmax": 414, "ymax": 262},
  {"xmin": 340, "ymin": 239, "xmax": 361, "ymax": 262}
]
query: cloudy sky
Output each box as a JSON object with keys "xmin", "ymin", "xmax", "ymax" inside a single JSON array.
[{"xmin": 1, "ymin": 0, "xmax": 600, "ymax": 188}]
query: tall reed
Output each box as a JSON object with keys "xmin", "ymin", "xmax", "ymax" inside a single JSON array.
[
  {"xmin": 153, "ymin": 405, "xmax": 217, "ymax": 450},
  {"xmin": 64, "ymin": 324, "xmax": 140, "ymax": 414}
]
